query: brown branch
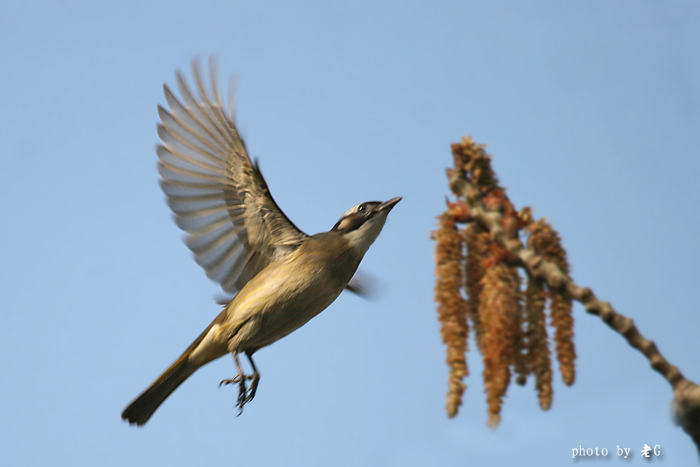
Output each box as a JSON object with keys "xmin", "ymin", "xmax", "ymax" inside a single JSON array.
[{"xmin": 447, "ymin": 165, "xmax": 700, "ymax": 454}]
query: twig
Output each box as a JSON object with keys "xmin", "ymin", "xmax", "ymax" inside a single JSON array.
[{"xmin": 447, "ymin": 166, "xmax": 700, "ymax": 455}]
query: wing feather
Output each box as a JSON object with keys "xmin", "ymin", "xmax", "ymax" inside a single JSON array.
[
  {"xmin": 157, "ymin": 58, "xmax": 307, "ymax": 294},
  {"xmin": 191, "ymin": 60, "xmax": 235, "ymax": 147},
  {"xmin": 175, "ymin": 72, "xmax": 231, "ymax": 152}
]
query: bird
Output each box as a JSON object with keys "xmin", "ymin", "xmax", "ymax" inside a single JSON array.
[{"xmin": 121, "ymin": 58, "xmax": 401, "ymax": 426}]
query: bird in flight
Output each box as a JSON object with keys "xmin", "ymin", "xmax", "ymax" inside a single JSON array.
[{"xmin": 121, "ymin": 58, "xmax": 401, "ymax": 426}]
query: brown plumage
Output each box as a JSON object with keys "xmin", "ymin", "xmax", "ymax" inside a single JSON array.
[{"xmin": 121, "ymin": 59, "xmax": 400, "ymax": 426}]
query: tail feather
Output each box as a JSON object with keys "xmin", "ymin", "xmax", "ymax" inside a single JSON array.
[
  {"xmin": 121, "ymin": 352, "xmax": 195, "ymax": 426},
  {"xmin": 122, "ymin": 309, "xmax": 228, "ymax": 426}
]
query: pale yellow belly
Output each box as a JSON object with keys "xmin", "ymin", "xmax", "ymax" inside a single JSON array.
[{"xmin": 221, "ymin": 254, "xmax": 352, "ymax": 353}]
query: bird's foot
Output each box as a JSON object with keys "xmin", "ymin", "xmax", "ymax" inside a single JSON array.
[
  {"xmin": 243, "ymin": 371, "xmax": 260, "ymax": 406},
  {"xmin": 218, "ymin": 373, "xmax": 246, "ymax": 387},
  {"xmin": 219, "ymin": 370, "xmax": 260, "ymax": 415}
]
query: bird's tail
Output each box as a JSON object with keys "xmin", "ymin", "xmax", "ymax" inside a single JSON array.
[
  {"xmin": 121, "ymin": 350, "xmax": 197, "ymax": 426},
  {"xmin": 122, "ymin": 310, "xmax": 228, "ymax": 426}
]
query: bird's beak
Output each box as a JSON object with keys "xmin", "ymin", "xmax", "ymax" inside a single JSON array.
[{"xmin": 380, "ymin": 197, "xmax": 402, "ymax": 213}]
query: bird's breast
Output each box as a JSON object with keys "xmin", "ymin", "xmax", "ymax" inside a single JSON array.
[{"xmin": 224, "ymin": 237, "xmax": 360, "ymax": 351}]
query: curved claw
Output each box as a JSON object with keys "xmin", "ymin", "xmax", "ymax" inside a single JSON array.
[
  {"xmin": 243, "ymin": 372, "xmax": 260, "ymax": 405},
  {"xmin": 233, "ymin": 371, "xmax": 259, "ymax": 415},
  {"xmin": 219, "ymin": 376, "xmax": 241, "ymax": 387},
  {"xmin": 221, "ymin": 352, "xmax": 261, "ymax": 415}
]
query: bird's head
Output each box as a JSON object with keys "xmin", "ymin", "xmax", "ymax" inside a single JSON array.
[{"xmin": 332, "ymin": 197, "xmax": 402, "ymax": 255}]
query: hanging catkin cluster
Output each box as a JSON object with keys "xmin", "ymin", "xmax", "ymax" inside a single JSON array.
[
  {"xmin": 433, "ymin": 212, "xmax": 469, "ymax": 418},
  {"xmin": 432, "ymin": 136, "xmax": 576, "ymax": 425}
]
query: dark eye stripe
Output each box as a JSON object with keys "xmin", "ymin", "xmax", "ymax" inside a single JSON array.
[
  {"xmin": 333, "ymin": 213, "xmax": 365, "ymax": 232},
  {"xmin": 343, "ymin": 215, "xmax": 364, "ymax": 232},
  {"xmin": 332, "ymin": 201, "xmax": 382, "ymax": 232}
]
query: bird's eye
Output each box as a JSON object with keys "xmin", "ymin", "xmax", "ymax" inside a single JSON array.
[{"xmin": 358, "ymin": 204, "xmax": 366, "ymax": 212}]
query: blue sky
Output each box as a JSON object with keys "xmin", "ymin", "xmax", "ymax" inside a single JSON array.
[{"xmin": 1, "ymin": 1, "xmax": 699, "ymax": 465}]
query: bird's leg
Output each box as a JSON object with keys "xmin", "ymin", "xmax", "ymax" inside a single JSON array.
[
  {"xmin": 219, "ymin": 351, "xmax": 259, "ymax": 415},
  {"xmin": 243, "ymin": 351, "xmax": 260, "ymax": 405}
]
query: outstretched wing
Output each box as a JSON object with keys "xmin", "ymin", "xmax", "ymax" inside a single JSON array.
[{"xmin": 156, "ymin": 58, "xmax": 307, "ymax": 294}]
